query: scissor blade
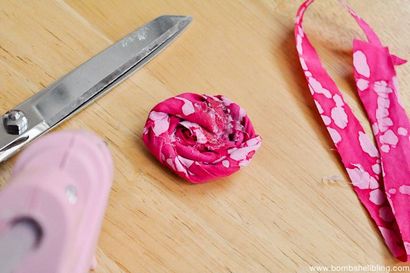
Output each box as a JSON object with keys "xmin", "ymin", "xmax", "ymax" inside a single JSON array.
[{"xmin": 0, "ymin": 15, "xmax": 192, "ymax": 162}]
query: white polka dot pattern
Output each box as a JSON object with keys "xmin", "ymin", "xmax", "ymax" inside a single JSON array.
[{"xmin": 296, "ymin": 0, "xmax": 410, "ymax": 261}]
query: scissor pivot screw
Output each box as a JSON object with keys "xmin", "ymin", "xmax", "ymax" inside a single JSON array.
[{"xmin": 3, "ymin": 110, "xmax": 28, "ymax": 135}]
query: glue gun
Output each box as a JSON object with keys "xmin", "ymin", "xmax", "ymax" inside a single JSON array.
[{"xmin": 0, "ymin": 131, "xmax": 113, "ymax": 273}]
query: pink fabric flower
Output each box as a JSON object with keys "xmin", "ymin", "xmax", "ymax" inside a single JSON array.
[{"xmin": 142, "ymin": 93, "xmax": 261, "ymax": 183}]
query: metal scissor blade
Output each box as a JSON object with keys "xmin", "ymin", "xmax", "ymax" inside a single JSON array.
[{"xmin": 0, "ymin": 15, "xmax": 192, "ymax": 162}]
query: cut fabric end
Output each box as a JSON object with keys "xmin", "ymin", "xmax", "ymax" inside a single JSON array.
[{"xmin": 142, "ymin": 93, "xmax": 261, "ymax": 183}]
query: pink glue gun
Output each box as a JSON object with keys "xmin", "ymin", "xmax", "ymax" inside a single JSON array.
[{"xmin": 0, "ymin": 130, "xmax": 113, "ymax": 273}]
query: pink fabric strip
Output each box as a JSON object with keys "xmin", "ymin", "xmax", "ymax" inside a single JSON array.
[{"xmin": 295, "ymin": 0, "xmax": 410, "ymax": 260}]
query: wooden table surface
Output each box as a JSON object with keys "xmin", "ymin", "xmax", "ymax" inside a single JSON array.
[{"xmin": 1, "ymin": 1, "xmax": 409, "ymax": 272}]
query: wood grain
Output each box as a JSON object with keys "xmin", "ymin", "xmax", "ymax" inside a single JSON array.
[{"xmin": 0, "ymin": 1, "xmax": 409, "ymax": 272}]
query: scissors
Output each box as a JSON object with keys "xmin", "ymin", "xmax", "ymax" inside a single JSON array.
[
  {"xmin": 0, "ymin": 15, "xmax": 192, "ymax": 163},
  {"xmin": 0, "ymin": 15, "xmax": 191, "ymax": 273}
]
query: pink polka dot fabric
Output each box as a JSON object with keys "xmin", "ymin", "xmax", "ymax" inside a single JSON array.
[
  {"xmin": 296, "ymin": 0, "xmax": 410, "ymax": 261},
  {"xmin": 142, "ymin": 93, "xmax": 261, "ymax": 183}
]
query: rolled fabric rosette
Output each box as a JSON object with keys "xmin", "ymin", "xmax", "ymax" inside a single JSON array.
[{"xmin": 142, "ymin": 93, "xmax": 261, "ymax": 183}]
